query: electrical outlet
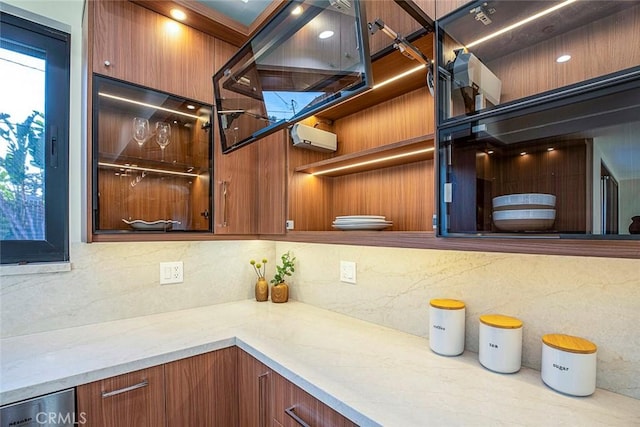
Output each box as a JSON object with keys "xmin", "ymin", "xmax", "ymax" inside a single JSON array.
[
  {"xmin": 160, "ymin": 261, "xmax": 183, "ymax": 285},
  {"xmin": 286, "ymin": 220, "xmax": 294, "ymax": 230},
  {"xmin": 340, "ymin": 260, "xmax": 356, "ymax": 284}
]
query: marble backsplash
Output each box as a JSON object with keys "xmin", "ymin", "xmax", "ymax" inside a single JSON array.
[
  {"xmin": 275, "ymin": 241, "xmax": 640, "ymax": 399},
  {"xmin": 1, "ymin": 239, "xmax": 638, "ymax": 399},
  {"xmin": 0, "ymin": 240, "xmax": 273, "ymax": 338}
]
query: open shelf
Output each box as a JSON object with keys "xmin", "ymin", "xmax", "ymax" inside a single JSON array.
[
  {"xmin": 98, "ymin": 152, "xmax": 207, "ymax": 178},
  {"xmin": 294, "ymin": 135, "xmax": 434, "ymax": 177},
  {"xmin": 316, "ymin": 34, "xmax": 433, "ymax": 122}
]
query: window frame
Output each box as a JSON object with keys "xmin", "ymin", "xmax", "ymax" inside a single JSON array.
[{"xmin": 0, "ymin": 11, "xmax": 70, "ymax": 264}]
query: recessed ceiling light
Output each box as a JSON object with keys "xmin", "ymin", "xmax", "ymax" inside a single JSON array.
[
  {"xmin": 291, "ymin": 6, "xmax": 303, "ymax": 15},
  {"xmin": 556, "ymin": 54, "xmax": 571, "ymax": 63},
  {"xmin": 319, "ymin": 30, "xmax": 334, "ymax": 39},
  {"xmin": 487, "ymin": 150, "xmax": 494, "ymax": 154},
  {"xmin": 547, "ymin": 147, "xmax": 555, "ymax": 151},
  {"xmin": 520, "ymin": 152, "xmax": 527, "ymax": 156},
  {"xmin": 170, "ymin": 8, "xmax": 186, "ymax": 21},
  {"xmin": 187, "ymin": 104, "xmax": 196, "ymax": 110}
]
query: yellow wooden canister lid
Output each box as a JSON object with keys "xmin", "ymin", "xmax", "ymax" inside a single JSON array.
[
  {"xmin": 479, "ymin": 314, "xmax": 523, "ymax": 329},
  {"xmin": 430, "ymin": 299, "xmax": 465, "ymax": 310},
  {"xmin": 542, "ymin": 334, "xmax": 597, "ymax": 354}
]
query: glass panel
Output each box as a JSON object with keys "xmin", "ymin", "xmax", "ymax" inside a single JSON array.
[
  {"xmin": 0, "ymin": 42, "xmax": 46, "ymax": 241},
  {"xmin": 214, "ymin": 0, "xmax": 372, "ymax": 153},
  {"xmin": 438, "ymin": 76, "xmax": 640, "ymax": 238},
  {"xmin": 437, "ymin": 1, "xmax": 640, "ymax": 122},
  {"xmin": 93, "ymin": 76, "xmax": 212, "ymax": 233}
]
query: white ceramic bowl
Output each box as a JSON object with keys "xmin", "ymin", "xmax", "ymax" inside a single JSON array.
[
  {"xmin": 492, "ymin": 193, "xmax": 556, "ymax": 211},
  {"xmin": 493, "ymin": 209, "xmax": 556, "ymax": 232}
]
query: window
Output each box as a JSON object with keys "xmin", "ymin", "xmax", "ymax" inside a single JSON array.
[{"xmin": 0, "ymin": 11, "xmax": 70, "ymax": 264}]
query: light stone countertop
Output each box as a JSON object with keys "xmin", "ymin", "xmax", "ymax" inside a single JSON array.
[{"xmin": 1, "ymin": 300, "xmax": 638, "ymax": 426}]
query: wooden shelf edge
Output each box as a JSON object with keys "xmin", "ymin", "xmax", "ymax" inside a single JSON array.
[
  {"xmin": 294, "ymin": 135, "xmax": 435, "ymax": 177},
  {"xmin": 90, "ymin": 233, "xmax": 258, "ymax": 242},
  {"xmin": 269, "ymin": 231, "xmax": 640, "ymax": 259}
]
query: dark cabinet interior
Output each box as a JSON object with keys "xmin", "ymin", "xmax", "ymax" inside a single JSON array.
[
  {"xmin": 92, "ymin": 76, "xmax": 212, "ymax": 233},
  {"xmin": 437, "ymin": 1, "xmax": 640, "ymax": 240}
]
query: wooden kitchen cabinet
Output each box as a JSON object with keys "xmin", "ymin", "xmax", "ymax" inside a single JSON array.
[
  {"xmin": 272, "ymin": 370, "xmax": 358, "ymax": 427},
  {"xmin": 238, "ymin": 349, "xmax": 358, "ymax": 427},
  {"xmin": 237, "ymin": 348, "xmax": 272, "ymax": 426},
  {"xmin": 283, "ymin": 1, "xmax": 436, "ymax": 234},
  {"xmin": 77, "ymin": 348, "xmax": 237, "ymax": 427},
  {"xmin": 165, "ymin": 347, "xmax": 238, "ymax": 426},
  {"xmin": 76, "ymin": 365, "xmax": 166, "ymax": 427},
  {"xmin": 84, "ymin": 0, "xmax": 283, "ymax": 240},
  {"xmin": 89, "ymin": 0, "xmax": 216, "ymax": 103},
  {"xmin": 212, "ymin": 39, "xmax": 287, "ymax": 235},
  {"xmin": 91, "ymin": 75, "xmax": 213, "ymax": 235}
]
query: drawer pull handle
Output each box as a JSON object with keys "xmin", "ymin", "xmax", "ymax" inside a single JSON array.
[
  {"xmin": 285, "ymin": 406, "xmax": 311, "ymax": 427},
  {"xmin": 101, "ymin": 380, "xmax": 148, "ymax": 398},
  {"xmin": 258, "ymin": 372, "xmax": 269, "ymax": 427}
]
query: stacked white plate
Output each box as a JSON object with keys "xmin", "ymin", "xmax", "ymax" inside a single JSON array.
[
  {"xmin": 332, "ymin": 215, "xmax": 392, "ymax": 230},
  {"xmin": 492, "ymin": 193, "xmax": 556, "ymax": 232}
]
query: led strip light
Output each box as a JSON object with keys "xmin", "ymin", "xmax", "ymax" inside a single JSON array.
[
  {"xmin": 98, "ymin": 92, "xmax": 201, "ymax": 119},
  {"xmin": 311, "ymin": 147, "xmax": 434, "ymax": 176}
]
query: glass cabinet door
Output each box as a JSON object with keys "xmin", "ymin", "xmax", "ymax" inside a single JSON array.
[
  {"xmin": 436, "ymin": 1, "xmax": 640, "ymax": 123},
  {"xmin": 93, "ymin": 75, "xmax": 212, "ymax": 233}
]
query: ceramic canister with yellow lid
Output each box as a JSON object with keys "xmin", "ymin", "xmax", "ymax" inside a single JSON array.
[
  {"xmin": 429, "ymin": 299, "xmax": 466, "ymax": 356},
  {"xmin": 541, "ymin": 333, "xmax": 597, "ymax": 396},
  {"xmin": 478, "ymin": 314, "xmax": 523, "ymax": 373}
]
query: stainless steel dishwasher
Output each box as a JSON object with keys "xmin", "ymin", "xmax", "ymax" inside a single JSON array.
[{"xmin": 1, "ymin": 388, "xmax": 76, "ymax": 427}]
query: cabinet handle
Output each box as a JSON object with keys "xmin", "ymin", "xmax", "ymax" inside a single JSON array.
[
  {"xmin": 258, "ymin": 372, "xmax": 269, "ymax": 427},
  {"xmin": 101, "ymin": 380, "xmax": 148, "ymax": 398},
  {"xmin": 285, "ymin": 406, "xmax": 311, "ymax": 427},
  {"xmin": 219, "ymin": 180, "xmax": 229, "ymax": 227}
]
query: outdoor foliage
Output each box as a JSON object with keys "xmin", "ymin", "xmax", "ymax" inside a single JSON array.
[{"xmin": 0, "ymin": 110, "xmax": 45, "ymax": 240}]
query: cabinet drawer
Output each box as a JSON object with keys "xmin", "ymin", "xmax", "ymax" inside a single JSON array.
[{"xmin": 76, "ymin": 365, "xmax": 165, "ymax": 427}]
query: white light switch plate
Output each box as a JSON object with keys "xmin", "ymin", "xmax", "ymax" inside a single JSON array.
[
  {"xmin": 160, "ymin": 261, "xmax": 183, "ymax": 284},
  {"xmin": 340, "ymin": 260, "xmax": 356, "ymax": 284}
]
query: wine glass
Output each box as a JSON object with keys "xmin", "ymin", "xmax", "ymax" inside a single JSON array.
[
  {"xmin": 155, "ymin": 122, "xmax": 171, "ymax": 160},
  {"xmin": 132, "ymin": 117, "xmax": 150, "ymax": 147}
]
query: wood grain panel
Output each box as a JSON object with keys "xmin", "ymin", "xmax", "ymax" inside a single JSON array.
[
  {"xmin": 213, "ymin": 38, "xmax": 259, "ymax": 234},
  {"xmin": 413, "ymin": 0, "xmax": 436, "ymax": 20},
  {"xmin": 258, "ymin": 131, "xmax": 287, "ymax": 234},
  {"xmin": 320, "ymin": 405, "xmax": 360, "ymax": 427},
  {"xmin": 92, "ymin": 0, "xmax": 216, "ymax": 102},
  {"xmin": 287, "ymin": 168, "xmax": 333, "ymax": 231},
  {"xmin": 288, "ymin": 85, "xmax": 434, "ymax": 232},
  {"xmin": 275, "ymin": 230, "xmax": 640, "ymax": 258},
  {"xmin": 364, "ymin": 1, "xmax": 431, "ymax": 55},
  {"xmin": 487, "ymin": 4, "xmax": 640, "ymax": 104},
  {"xmin": 318, "ymin": 34, "xmax": 434, "ymax": 121},
  {"xmin": 332, "ymin": 159, "xmax": 434, "ymax": 231},
  {"xmin": 435, "ymin": 0, "xmax": 470, "ymax": 19},
  {"xmin": 238, "ymin": 349, "xmax": 271, "ymax": 427},
  {"xmin": 271, "ymin": 373, "xmax": 321, "ymax": 427},
  {"xmin": 164, "ymin": 347, "xmax": 238, "ymax": 427},
  {"xmin": 76, "ymin": 365, "xmax": 166, "ymax": 427},
  {"xmin": 333, "ymin": 87, "xmax": 434, "ymax": 154}
]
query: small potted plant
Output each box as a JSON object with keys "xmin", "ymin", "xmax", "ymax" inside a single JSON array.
[
  {"xmin": 270, "ymin": 251, "xmax": 295, "ymax": 303},
  {"xmin": 250, "ymin": 258, "xmax": 268, "ymax": 301}
]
